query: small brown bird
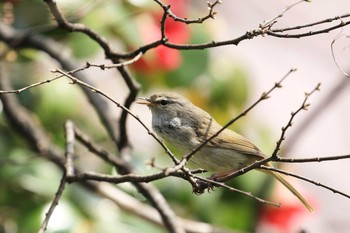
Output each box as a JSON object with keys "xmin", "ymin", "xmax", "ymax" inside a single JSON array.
[{"xmin": 137, "ymin": 92, "xmax": 313, "ymax": 211}]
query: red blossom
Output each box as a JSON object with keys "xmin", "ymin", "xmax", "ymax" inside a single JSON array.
[{"xmin": 133, "ymin": 0, "xmax": 190, "ymax": 72}]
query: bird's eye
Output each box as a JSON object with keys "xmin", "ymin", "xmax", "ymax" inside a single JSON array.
[{"xmin": 160, "ymin": 100, "xmax": 168, "ymax": 106}]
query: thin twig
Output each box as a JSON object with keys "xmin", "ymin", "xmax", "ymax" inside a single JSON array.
[
  {"xmin": 191, "ymin": 175, "xmax": 281, "ymax": 207},
  {"xmin": 38, "ymin": 174, "xmax": 67, "ymax": 233},
  {"xmin": 0, "ymin": 75, "xmax": 60, "ymax": 94},
  {"xmin": 260, "ymin": 0, "xmax": 308, "ymax": 30},
  {"xmin": 43, "ymin": 0, "xmax": 117, "ymax": 57},
  {"xmin": 261, "ymin": 166, "xmax": 350, "ymax": 199},
  {"xmin": 271, "ymin": 83, "xmax": 321, "ymax": 158},
  {"xmin": 153, "ymin": 0, "xmax": 221, "ymax": 24},
  {"xmin": 73, "ymin": 125, "xmax": 124, "ymax": 168},
  {"xmin": 0, "ymin": 55, "xmax": 142, "ymax": 94},
  {"xmin": 284, "ymin": 77, "xmax": 350, "ymax": 154},
  {"xmin": 160, "ymin": 7, "xmax": 169, "ymax": 41},
  {"xmin": 38, "ymin": 120, "xmax": 77, "ymax": 232},
  {"xmin": 331, "ymin": 29, "xmax": 350, "ymax": 78},
  {"xmin": 275, "ymin": 154, "xmax": 350, "ymax": 163},
  {"xmin": 267, "ymin": 19, "xmax": 350, "ymax": 38},
  {"xmin": 86, "ymin": 52, "xmax": 143, "ymax": 69},
  {"xmin": 66, "ymin": 170, "xmax": 184, "ymax": 184},
  {"xmin": 271, "ymin": 13, "xmax": 350, "ymax": 33},
  {"xmin": 64, "ymin": 120, "xmax": 75, "ymax": 177}
]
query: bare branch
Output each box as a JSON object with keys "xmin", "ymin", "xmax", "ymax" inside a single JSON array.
[
  {"xmin": 268, "ymin": 18, "xmax": 350, "ymax": 38},
  {"xmin": 38, "ymin": 174, "xmax": 67, "ymax": 233},
  {"xmin": 91, "ymin": 183, "xmax": 241, "ymax": 233},
  {"xmin": 276, "ymin": 154, "xmax": 350, "ymax": 163},
  {"xmin": 191, "ymin": 175, "xmax": 280, "ymax": 207},
  {"xmin": 43, "ymin": 0, "xmax": 117, "ymax": 58},
  {"xmin": 85, "ymin": 52, "xmax": 143, "ymax": 70},
  {"xmin": 272, "ymin": 83, "xmax": 321, "ymax": 157},
  {"xmin": 0, "ymin": 75, "xmax": 60, "ymax": 94},
  {"xmin": 261, "ymin": 166, "xmax": 350, "ymax": 199},
  {"xmin": 73, "ymin": 125, "xmax": 124, "ymax": 168},
  {"xmin": 0, "ymin": 54, "xmax": 142, "ymax": 94},
  {"xmin": 331, "ymin": 29, "xmax": 350, "ymax": 78},
  {"xmin": 284, "ymin": 73, "xmax": 350, "ymax": 153},
  {"xmin": 271, "ymin": 13, "xmax": 350, "ymax": 33},
  {"xmin": 64, "ymin": 120, "xmax": 75, "ymax": 177},
  {"xmin": 260, "ymin": 0, "xmax": 309, "ymax": 30},
  {"xmin": 154, "ymin": 0, "xmax": 221, "ymax": 24}
]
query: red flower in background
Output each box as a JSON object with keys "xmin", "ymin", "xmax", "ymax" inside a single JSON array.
[
  {"xmin": 257, "ymin": 183, "xmax": 316, "ymax": 233},
  {"xmin": 133, "ymin": 0, "xmax": 190, "ymax": 72},
  {"xmin": 259, "ymin": 204, "xmax": 306, "ymax": 233}
]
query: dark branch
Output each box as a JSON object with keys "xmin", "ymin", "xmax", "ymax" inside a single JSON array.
[
  {"xmin": 38, "ymin": 174, "xmax": 67, "ymax": 233},
  {"xmin": 261, "ymin": 166, "xmax": 350, "ymax": 199},
  {"xmin": 271, "ymin": 83, "xmax": 321, "ymax": 158},
  {"xmin": 153, "ymin": 0, "xmax": 221, "ymax": 24}
]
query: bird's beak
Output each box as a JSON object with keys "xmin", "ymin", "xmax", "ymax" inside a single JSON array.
[{"xmin": 136, "ymin": 97, "xmax": 153, "ymax": 106}]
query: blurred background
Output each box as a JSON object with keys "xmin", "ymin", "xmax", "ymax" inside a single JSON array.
[{"xmin": 0, "ymin": 0, "xmax": 349, "ymax": 232}]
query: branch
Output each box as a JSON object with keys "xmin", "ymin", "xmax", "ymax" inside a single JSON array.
[
  {"xmin": 261, "ymin": 166, "xmax": 350, "ymax": 199},
  {"xmin": 0, "ymin": 63, "xmax": 65, "ymax": 166},
  {"xmin": 331, "ymin": 29, "xmax": 350, "ymax": 78},
  {"xmin": 154, "ymin": 0, "xmax": 221, "ymax": 24},
  {"xmin": 271, "ymin": 13, "xmax": 350, "ymax": 33},
  {"xmin": 64, "ymin": 120, "xmax": 75, "ymax": 177},
  {"xmin": 54, "ymin": 1, "xmax": 350, "ymax": 59},
  {"xmin": 271, "ymin": 83, "xmax": 321, "ymax": 158},
  {"xmin": 284, "ymin": 73, "xmax": 350, "ymax": 153},
  {"xmin": 73, "ymin": 125, "xmax": 124, "ymax": 168},
  {"xmin": 88, "ymin": 182, "xmax": 241, "ymax": 233},
  {"xmin": 38, "ymin": 174, "xmax": 67, "ymax": 233},
  {"xmin": 191, "ymin": 175, "xmax": 280, "ymax": 207},
  {"xmin": 69, "ymin": 170, "xmax": 282, "ymax": 211},
  {"xmin": 275, "ymin": 154, "xmax": 350, "ymax": 163},
  {"xmin": 43, "ymin": 0, "xmax": 116, "ymax": 58},
  {"xmin": 260, "ymin": 0, "xmax": 309, "ymax": 30},
  {"xmin": 0, "ymin": 55, "xmax": 142, "ymax": 94},
  {"xmin": 268, "ymin": 18, "xmax": 350, "ymax": 38}
]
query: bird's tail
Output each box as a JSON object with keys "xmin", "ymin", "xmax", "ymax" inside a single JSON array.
[{"xmin": 260, "ymin": 168, "xmax": 313, "ymax": 212}]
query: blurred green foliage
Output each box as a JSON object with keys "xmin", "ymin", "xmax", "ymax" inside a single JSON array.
[{"xmin": 0, "ymin": 0, "xmax": 275, "ymax": 233}]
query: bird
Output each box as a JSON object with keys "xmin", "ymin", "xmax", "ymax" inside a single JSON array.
[{"xmin": 137, "ymin": 92, "xmax": 313, "ymax": 211}]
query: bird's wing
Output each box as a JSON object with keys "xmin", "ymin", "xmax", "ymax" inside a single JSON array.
[{"xmin": 197, "ymin": 117, "xmax": 265, "ymax": 160}]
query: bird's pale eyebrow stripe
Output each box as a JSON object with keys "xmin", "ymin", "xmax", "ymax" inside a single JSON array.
[{"xmin": 155, "ymin": 98, "xmax": 177, "ymax": 104}]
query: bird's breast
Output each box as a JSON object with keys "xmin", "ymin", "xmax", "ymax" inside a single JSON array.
[
  {"xmin": 152, "ymin": 117, "xmax": 198, "ymax": 149},
  {"xmin": 152, "ymin": 117, "xmax": 181, "ymax": 133}
]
